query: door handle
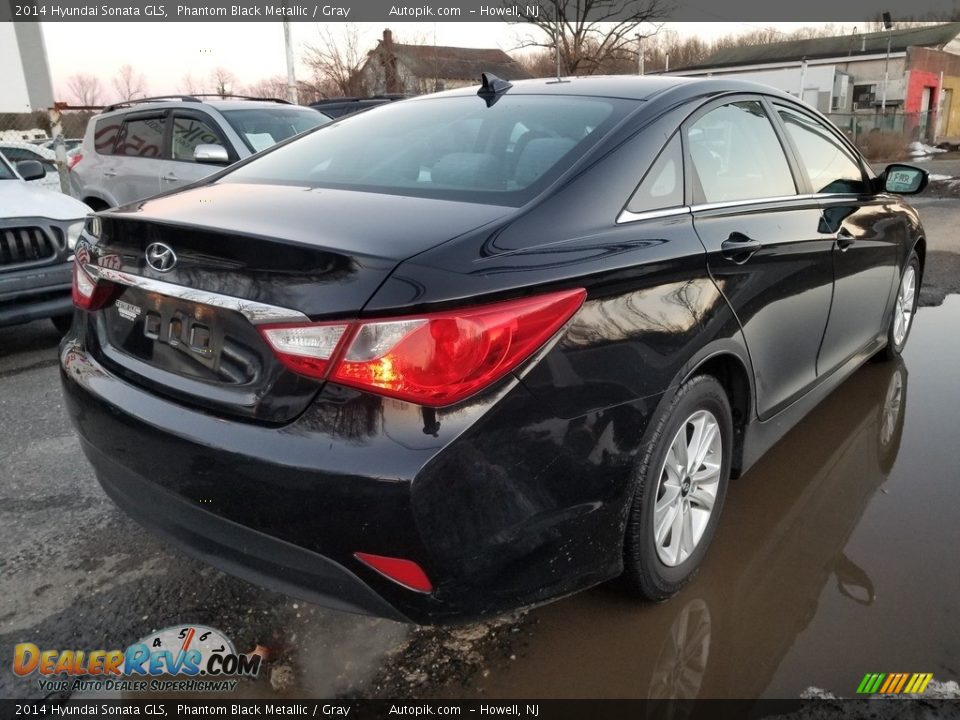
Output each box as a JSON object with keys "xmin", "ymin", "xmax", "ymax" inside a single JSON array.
[
  {"xmin": 836, "ymin": 229, "xmax": 856, "ymax": 250},
  {"xmin": 162, "ymin": 173, "xmax": 179, "ymax": 183},
  {"xmin": 720, "ymin": 232, "xmax": 762, "ymax": 263},
  {"xmin": 102, "ymin": 170, "xmax": 117, "ymax": 177}
]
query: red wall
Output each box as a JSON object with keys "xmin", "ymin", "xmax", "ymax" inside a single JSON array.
[{"xmin": 905, "ymin": 69, "xmax": 941, "ymax": 113}]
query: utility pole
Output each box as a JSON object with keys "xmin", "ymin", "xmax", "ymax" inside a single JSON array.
[
  {"xmin": 637, "ymin": 34, "xmax": 645, "ymax": 75},
  {"xmin": 881, "ymin": 11, "xmax": 893, "ymax": 113},
  {"xmin": 283, "ymin": 12, "xmax": 297, "ymax": 103}
]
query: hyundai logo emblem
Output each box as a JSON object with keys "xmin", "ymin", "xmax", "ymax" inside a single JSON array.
[{"xmin": 145, "ymin": 243, "xmax": 177, "ymax": 273}]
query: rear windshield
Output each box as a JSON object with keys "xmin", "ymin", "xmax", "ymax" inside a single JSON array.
[
  {"xmin": 221, "ymin": 107, "xmax": 332, "ymax": 153},
  {"xmin": 220, "ymin": 95, "xmax": 632, "ymax": 206}
]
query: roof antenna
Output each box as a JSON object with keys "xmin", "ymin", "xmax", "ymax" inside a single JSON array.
[{"xmin": 478, "ymin": 72, "xmax": 512, "ymax": 106}]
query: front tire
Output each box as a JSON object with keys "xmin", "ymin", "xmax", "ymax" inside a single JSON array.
[
  {"xmin": 623, "ymin": 375, "xmax": 733, "ymax": 601},
  {"xmin": 878, "ymin": 251, "xmax": 920, "ymax": 361}
]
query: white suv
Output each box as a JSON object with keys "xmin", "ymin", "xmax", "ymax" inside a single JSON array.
[{"xmin": 71, "ymin": 95, "xmax": 331, "ymax": 210}]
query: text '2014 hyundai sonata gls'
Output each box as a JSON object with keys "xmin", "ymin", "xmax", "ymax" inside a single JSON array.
[{"xmin": 61, "ymin": 75, "xmax": 927, "ymax": 623}]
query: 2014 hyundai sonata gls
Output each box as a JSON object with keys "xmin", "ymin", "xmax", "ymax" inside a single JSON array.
[{"xmin": 61, "ymin": 76, "xmax": 927, "ymax": 623}]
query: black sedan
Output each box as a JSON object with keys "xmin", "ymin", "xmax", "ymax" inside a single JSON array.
[{"xmin": 60, "ymin": 75, "xmax": 926, "ymax": 623}]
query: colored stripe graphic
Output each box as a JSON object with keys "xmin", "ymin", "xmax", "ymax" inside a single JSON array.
[{"xmin": 857, "ymin": 672, "xmax": 933, "ymax": 695}]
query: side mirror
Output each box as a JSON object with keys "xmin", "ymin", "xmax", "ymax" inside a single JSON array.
[
  {"xmin": 16, "ymin": 160, "xmax": 46, "ymax": 181},
  {"xmin": 193, "ymin": 144, "xmax": 230, "ymax": 165},
  {"xmin": 882, "ymin": 163, "xmax": 928, "ymax": 195}
]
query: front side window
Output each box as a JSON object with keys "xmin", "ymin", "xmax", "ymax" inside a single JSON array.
[
  {"xmin": 776, "ymin": 106, "xmax": 866, "ymax": 194},
  {"xmin": 220, "ymin": 95, "xmax": 632, "ymax": 206},
  {"xmin": 686, "ymin": 100, "xmax": 796, "ymax": 204},
  {"xmin": 0, "ymin": 154, "xmax": 16, "ymax": 180},
  {"xmin": 171, "ymin": 113, "xmax": 227, "ymax": 162},
  {"xmin": 626, "ymin": 133, "xmax": 684, "ymax": 213},
  {"xmin": 116, "ymin": 116, "xmax": 165, "ymax": 158},
  {"xmin": 1, "ymin": 147, "xmax": 40, "ymax": 162}
]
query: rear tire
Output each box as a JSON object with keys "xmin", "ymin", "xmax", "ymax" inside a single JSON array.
[
  {"xmin": 877, "ymin": 251, "xmax": 920, "ymax": 361},
  {"xmin": 623, "ymin": 375, "xmax": 733, "ymax": 601}
]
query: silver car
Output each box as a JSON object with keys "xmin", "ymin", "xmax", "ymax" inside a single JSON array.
[{"xmin": 71, "ymin": 95, "xmax": 331, "ymax": 209}]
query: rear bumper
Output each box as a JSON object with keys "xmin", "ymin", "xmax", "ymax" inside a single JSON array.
[
  {"xmin": 0, "ymin": 260, "xmax": 72, "ymax": 326},
  {"xmin": 60, "ymin": 329, "xmax": 637, "ymax": 623},
  {"xmin": 84, "ymin": 436, "xmax": 408, "ymax": 621}
]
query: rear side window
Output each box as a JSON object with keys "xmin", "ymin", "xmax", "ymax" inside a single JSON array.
[
  {"xmin": 686, "ymin": 100, "xmax": 796, "ymax": 204},
  {"xmin": 221, "ymin": 95, "xmax": 630, "ymax": 206},
  {"xmin": 626, "ymin": 133, "xmax": 684, "ymax": 213},
  {"xmin": 94, "ymin": 117, "xmax": 122, "ymax": 156},
  {"xmin": 171, "ymin": 113, "xmax": 227, "ymax": 162},
  {"xmin": 116, "ymin": 116, "xmax": 165, "ymax": 158},
  {"xmin": 776, "ymin": 106, "xmax": 866, "ymax": 194}
]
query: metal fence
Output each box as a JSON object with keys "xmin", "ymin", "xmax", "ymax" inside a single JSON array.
[
  {"xmin": 825, "ymin": 111, "xmax": 938, "ymax": 148},
  {"xmin": 0, "ymin": 107, "xmax": 100, "ymax": 197}
]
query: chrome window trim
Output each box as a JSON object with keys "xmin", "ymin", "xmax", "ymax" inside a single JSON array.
[
  {"xmin": 690, "ymin": 194, "xmax": 819, "ymax": 212},
  {"xmin": 616, "ymin": 206, "xmax": 691, "ymax": 225},
  {"xmin": 84, "ymin": 264, "xmax": 310, "ymax": 325}
]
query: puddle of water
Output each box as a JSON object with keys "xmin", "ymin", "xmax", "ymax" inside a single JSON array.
[{"xmin": 442, "ymin": 296, "xmax": 960, "ymax": 700}]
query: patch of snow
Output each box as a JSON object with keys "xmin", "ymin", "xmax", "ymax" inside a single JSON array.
[
  {"xmin": 908, "ymin": 141, "xmax": 948, "ymax": 157},
  {"xmin": 929, "ymin": 173, "xmax": 953, "ymax": 181}
]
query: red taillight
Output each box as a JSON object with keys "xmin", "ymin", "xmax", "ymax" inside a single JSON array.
[
  {"xmin": 257, "ymin": 288, "xmax": 586, "ymax": 407},
  {"xmin": 67, "ymin": 152, "xmax": 83, "ymax": 170},
  {"xmin": 71, "ymin": 261, "xmax": 114, "ymax": 310},
  {"xmin": 354, "ymin": 552, "xmax": 433, "ymax": 593}
]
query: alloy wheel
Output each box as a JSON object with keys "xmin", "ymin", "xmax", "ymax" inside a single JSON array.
[
  {"xmin": 653, "ymin": 410, "xmax": 722, "ymax": 567},
  {"xmin": 892, "ymin": 265, "xmax": 917, "ymax": 348}
]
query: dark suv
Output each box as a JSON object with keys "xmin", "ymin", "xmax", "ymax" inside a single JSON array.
[{"xmin": 309, "ymin": 95, "xmax": 407, "ymax": 118}]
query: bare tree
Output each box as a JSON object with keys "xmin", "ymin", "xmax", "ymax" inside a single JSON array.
[
  {"xmin": 112, "ymin": 65, "xmax": 148, "ymax": 102},
  {"xmin": 65, "ymin": 74, "xmax": 103, "ymax": 106},
  {"xmin": 245, "ymin": 76, "xmax": 289, "ymax": 99},
  {"xmin": 513, "ymin": 0, "xmax": 670, "ymax": 76},
  {"xmin": 179, "ymin": 73, "xmax": 205, "ymax": 95},
  {"xmin": 302, "ymin": 24, "xmax": 368, "ymax": 97},
  {"xmin": 210, "ymin": 67, "xmax": 237, "ymax": 98}
]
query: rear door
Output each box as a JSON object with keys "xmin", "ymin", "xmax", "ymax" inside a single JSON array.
[
  {"xmin": 687, "ymin": 97, "xmax": 835, "ymax": 419},
  {"xmin": 771, "ymin": 103, "xmax": 900, "ymax": 374},
  {"xmin": 110, "ymin": 110, "xmax": 168, "ymax": 205},
  {"xmin": 163, "ymin": 110, "xmax": 236, "ymax": 190}
]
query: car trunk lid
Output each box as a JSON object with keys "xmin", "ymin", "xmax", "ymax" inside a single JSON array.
[{"xmin": 83, "ymin": 183, "xmax": 510, "ymax": 423}]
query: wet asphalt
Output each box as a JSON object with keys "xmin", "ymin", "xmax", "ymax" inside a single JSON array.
[{"xmin": 2, "ymin": 192, "xmax": 960, "ymax": 701}]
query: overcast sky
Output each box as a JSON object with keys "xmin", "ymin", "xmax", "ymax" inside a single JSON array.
[{"xmin": 41, "ymin": 21, "xmax": 830, "ymax": 102}]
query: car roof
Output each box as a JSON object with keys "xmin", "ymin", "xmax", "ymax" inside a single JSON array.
[{"xmin": 416, "ymin": 75, "xmax": 800, "ymax": 104}]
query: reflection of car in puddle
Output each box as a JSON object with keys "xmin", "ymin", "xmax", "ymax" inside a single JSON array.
[
  {"xmin": 649, "ymin": 358, "xmax": 907, "ymax": 701},
  {"xmin": 468, "ymin": 359, "xmax": 908, "ymax": 700}
]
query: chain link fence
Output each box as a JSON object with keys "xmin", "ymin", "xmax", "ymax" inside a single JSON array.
[
  {"xmin": 0, "ymin": 107, "xmax": 101, "ymax": 197},
  {"xmin": 825, "ymin": 111, "xmax": 941, "ymax": 160}
]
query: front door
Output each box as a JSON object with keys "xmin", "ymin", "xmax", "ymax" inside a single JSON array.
[
  {"xmin": 685, "ymin": 98, "xmax": 835, "ymax": 419},
  {"xmin": 772, "ymin": 104, "xmax": 900, "ymax": 373}
]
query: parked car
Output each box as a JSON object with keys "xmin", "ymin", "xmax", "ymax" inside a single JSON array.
[
  {"xmin": 0, "ymin": 142, "xmax": 61, "ymax": 192},
  {"xmin": 41, "ymin": 138, "xmax": 83, "ymax": 153},
  {"xmin": 61, "ymin": 76, "xmax": 926, "ymax": 623},
  {"xmin": 0, "ymin": 153, "xmax": 87, "ymax": 333},
  {"xmin": 70, "ymin": 95, "xmax": 332, "ymax": 209},
  {"xmin": 309, "ymin": 94, "xmax": 408, "ymax": 118}
]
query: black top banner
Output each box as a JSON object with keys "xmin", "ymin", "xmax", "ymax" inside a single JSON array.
[{"xmin": 4, "ymin": 0, "xmax": 960, "ymax": 22}]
